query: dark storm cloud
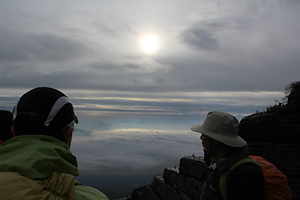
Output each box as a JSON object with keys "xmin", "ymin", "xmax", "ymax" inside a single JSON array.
[
  {"xmin": 0, "ymin": 30, "xmax": 90, "ymax": 63},
  {"xmin": 180, "ymin": 26, "xmax": 219, "ymax": 50},
  {"xmin": 0, "ymin": 57, "xmax": 172, "ymax": 92},
  {"xmin": 179, "ymin": 19, "xmax": 237, "ymax": 51}
]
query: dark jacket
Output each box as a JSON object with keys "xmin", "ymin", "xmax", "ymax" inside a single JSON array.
[{"xmin": 197, "ymin": 146, "xmax": 264, "ymax": 200}]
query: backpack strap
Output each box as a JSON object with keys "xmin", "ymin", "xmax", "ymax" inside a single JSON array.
[{"xmin": 219, "ymin": 157, "xmax": 260, "ymax": 200}]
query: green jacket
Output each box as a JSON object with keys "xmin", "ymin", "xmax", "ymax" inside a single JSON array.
[{"xmin": 0, "ymin": 135, "xmax": 109, "ymax": 200}]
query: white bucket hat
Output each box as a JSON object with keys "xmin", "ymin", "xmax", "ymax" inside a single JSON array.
[{"xmin": 191, "ymin": 111, "xmax": 247, "ymax": 147}]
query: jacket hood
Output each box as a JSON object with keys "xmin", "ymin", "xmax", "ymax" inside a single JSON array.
[{"xmin": 0, "ymin": 135, "xmax": 79, "ymax": 179}]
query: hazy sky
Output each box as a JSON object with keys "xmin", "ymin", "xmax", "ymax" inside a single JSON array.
[
  {"xmin": 1, "ymin": 0, "xmax": 300, "ymax": 198},
  {"xmin": 1, "ymin": 0, "xmax": 299, "ymax": 93}
]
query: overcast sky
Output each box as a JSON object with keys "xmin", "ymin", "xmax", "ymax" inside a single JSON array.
[
  {"xmin": 1, "ymin": 0, "xmax": 300, "ymax": 198},
  {"xmin": 1, "ymin": 0, "xmax": 299, "ymax": 93}
]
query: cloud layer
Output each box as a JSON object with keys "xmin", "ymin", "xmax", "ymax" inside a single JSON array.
[{"xmin": 1, "ymin": 0, "xmax": 299, "ymax": 93}]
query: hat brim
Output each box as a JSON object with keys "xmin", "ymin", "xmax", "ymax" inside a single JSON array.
[{"xmin": 191, "ymin": 124, "xmax": 247, "ymax": 148}]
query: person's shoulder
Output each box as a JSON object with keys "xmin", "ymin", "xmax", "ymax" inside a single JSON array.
[
  {"xmin": 75, "ymin": 185, "xmax": 109, "ymax": 200},
  {"xmin": 230, "ymin": 161, "xmax": 262, "ymax": 179}
]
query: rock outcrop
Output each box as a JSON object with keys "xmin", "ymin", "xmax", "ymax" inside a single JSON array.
[
  {"xmin": 238, "ymin": 81, "xmax": 300, "ymax": 199},
  {"xmin": 128, "ymin": 156, "xmax": 207, "ymax": 200}
]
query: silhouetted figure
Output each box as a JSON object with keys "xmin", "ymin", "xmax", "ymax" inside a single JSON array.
[{"xmin": 191, "ymin": 111, "xmax": 264, "ymax": 200}]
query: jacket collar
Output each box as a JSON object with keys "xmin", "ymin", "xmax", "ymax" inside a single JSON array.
[
  {"xmin": 0, "ymin": 135, "xmax": 79, "ymax": 179},
  {"xmin": 211, "ymin": 146, "xmax": 249, "ymax": 173}
]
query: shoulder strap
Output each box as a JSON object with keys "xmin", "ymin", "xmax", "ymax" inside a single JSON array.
[{"xmin": 219, "ymin": 157, "xmax": 259, "ymax": 200}]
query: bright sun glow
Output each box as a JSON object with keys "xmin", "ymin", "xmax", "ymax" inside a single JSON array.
[{"xmin": 140, "ymin": 34, "xmax": 159, "ymax": 53}]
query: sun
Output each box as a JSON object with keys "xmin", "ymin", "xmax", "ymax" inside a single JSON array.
[{"xmin": 140, "ymin": 34, "xmax": 159, "ymax": 53}]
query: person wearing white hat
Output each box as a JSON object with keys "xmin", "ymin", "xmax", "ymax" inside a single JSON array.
[{"xmin": 191, "ymin": 111, "xmax": 264, "ymax": 200}]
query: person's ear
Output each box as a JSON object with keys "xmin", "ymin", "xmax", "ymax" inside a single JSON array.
[
  {"xmin": 63, "ymin": 126, "xmax": 74, "ymax": 149},
  {"xmin": 11, "ymin": 125, "xmax": 17, "ymax": 137}
]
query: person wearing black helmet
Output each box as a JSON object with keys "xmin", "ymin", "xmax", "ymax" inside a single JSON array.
[{"xmin": 0, "ymin": 87, "xmax": 109, "ymax": 200}]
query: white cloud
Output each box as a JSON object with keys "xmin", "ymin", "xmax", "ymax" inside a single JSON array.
[{"xmin": 71, "ymin": 128, "xmax": 201, "ymax": 175}]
